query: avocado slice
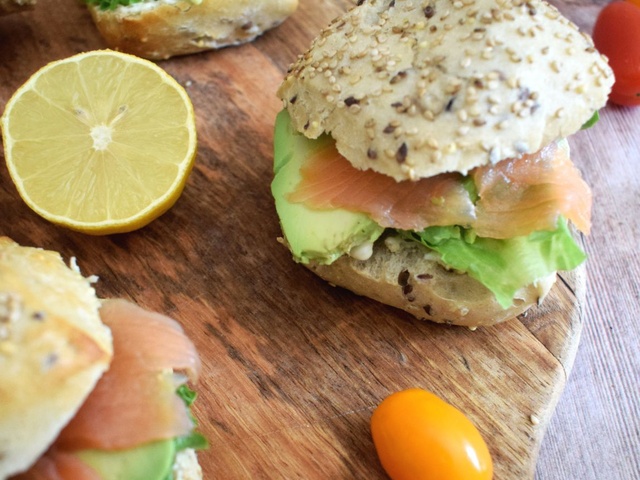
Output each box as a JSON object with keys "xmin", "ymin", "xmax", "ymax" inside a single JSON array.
[
  {"xmin": 272, "ymin": 110, "xmax": 383, "ymax": 264},
  {"xmin": 75, "ymin": 439, "xmax": 176, "ymax": 480}
]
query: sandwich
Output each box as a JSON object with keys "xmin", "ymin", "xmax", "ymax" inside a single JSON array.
[
  {"xmin": 0, "ymin": 237, "xmax": 205, "ymax": 480},
  {"xmin": 271, "ymin": 0, "xmax": 614, "ymax": 327},
  {"xmin": 85, "ymin": 0, "xmax": 299, "ymax": 60}
]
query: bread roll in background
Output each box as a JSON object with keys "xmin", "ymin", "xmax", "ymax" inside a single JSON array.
[
  {"xmin": 0, "ymin": 237, "xmax": 113, "ymax": 479},
  {"xmin": 88, "ymin": 0, "xmax": 299, "ymax": 60}
]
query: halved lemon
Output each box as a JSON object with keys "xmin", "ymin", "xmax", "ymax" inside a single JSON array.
[{"xmin": 1, "ymin": 50, "xmax": 197, "ymax": 235}]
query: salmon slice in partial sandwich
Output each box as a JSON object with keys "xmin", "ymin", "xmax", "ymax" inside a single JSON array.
[
  {"xmin": 56, "ymin": 299, "xmax": 202, "ymax": 452},
  {"xmin": 271, "ymin": 0, "xmax": 614, "ymax": 328},
  {"xmin": 0, "ymin": 237, "xmax": 206, "ymax": 480}
]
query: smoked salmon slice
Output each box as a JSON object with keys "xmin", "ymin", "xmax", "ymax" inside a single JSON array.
[
  {"xmin": 56, "ymin": 298, "xmax": 201, "ymax": 451},
  {"xmin": 472, "ymin": 141, "xmax": 592, "ymax": 237},
  {"xmin": 288, "ymin": 141, "xmax": 591, "ymax": 238},
  {"xmin": 288, "ymin": 142, "xmax": 477, "ymax": 231},
  {"xmin": 12, "ymin": 450, "xmax": 102, "ymax": 480}
]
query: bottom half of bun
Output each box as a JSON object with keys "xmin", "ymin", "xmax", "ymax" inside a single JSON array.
[
  {"xmin": 307, "ymin": 234, "xmax": 556, "ymax": 328},
  {"xmin": 173, "ymin": 448, "xmax": 203, "ymax": 480}
]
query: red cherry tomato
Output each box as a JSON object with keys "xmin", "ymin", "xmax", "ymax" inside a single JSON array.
[
  {"xmin": 593, "ymin": 1, "xmax": 640, "ymax": 106},
  {"xmin": 370, "ymin": 388, "xmax": 493, "ymax": 480}
]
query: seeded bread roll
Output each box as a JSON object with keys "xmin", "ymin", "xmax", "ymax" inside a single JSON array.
[
  {"xmin": 278, "ymin": 0, "xmax": 613, "ymax": 181},
  {"xmin": 89, "ymin": 0, "xmax": 299, "ymax": 60},
  {"xmin": 308, "ymin": 233, "xmax": 557, "ymax": 328},
  {"xmin": 272, "ymin": 0, "xmax": 610, "ymax": 327},
  {"xmin": 0, "ymin": 237, "xmax": 113, "ymax": 479}
]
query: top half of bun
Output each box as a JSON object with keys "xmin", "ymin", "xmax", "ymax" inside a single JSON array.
[
  {"xmin": 277, "ymin": 0, "xmax": 614, "ymax": 181},
  {"xmin": 0, "ymin": 237, "xmax": 112, "ymax": 479}
]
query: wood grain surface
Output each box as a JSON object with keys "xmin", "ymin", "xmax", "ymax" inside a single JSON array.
[{"xmin": 0, "ymin": 1, "xmax": 638, "ymax": 479}]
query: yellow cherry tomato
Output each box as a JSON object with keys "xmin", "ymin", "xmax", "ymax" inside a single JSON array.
[{"xmin": 371, "ymin": 388, "xmax": 493, "ymax": 480}]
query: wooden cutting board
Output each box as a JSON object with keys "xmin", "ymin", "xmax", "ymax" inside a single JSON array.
[{"xmin": 0, "ymin": 1, "xmax": 588, "ymax": 478}]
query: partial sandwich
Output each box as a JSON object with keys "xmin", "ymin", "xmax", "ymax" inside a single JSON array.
[
  {"xmin": 86, "ymin": 0, "xmax": 299, "ymax": 60},
  {"xmin": 271, "ymin": 0, "xmax": 613, "ymax": 327},
  {"xmin": 0, "ymin": 237, "xmax": 206, "ymax": 480}
]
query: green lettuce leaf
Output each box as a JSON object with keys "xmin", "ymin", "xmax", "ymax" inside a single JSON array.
[
  {"xmin": 85, "ymin": 0, "xmax": 202, "ymax": 11},
  {"xmin": 581, "ymin": 110, "xmax": 600, "ymax": 130},
  {"xmin": 174, "ymin": 432, "xmax": 209, "ymax": 451},
  {"xmin": 174, "ymin": 384, "xmax": 208, "ymax": 451},
  {"xmin": 84, "ymin": 0, "xmax": 143, "ymax": 11},
  {"xmin": 176, "ymin": 384, "xmax": 198, "ymax": 407},
  {"xmin": 400, "ymin": 217, "xmax": 586, "ymax": 308},
  {"xmin": 164, "ymin": 385, "xmax": 208, "ymax": 480}
]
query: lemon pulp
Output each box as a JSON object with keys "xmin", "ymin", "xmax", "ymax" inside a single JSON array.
[{"xmin": 1, "ymin": 50, "xmax": 197, "ymax": 234}]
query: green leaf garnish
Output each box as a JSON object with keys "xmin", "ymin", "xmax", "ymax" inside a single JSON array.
[
  {"xmin": 176, "ymin": 384, "xmax": 198, "ymax": 407},
  {"xmin": 84, "ymin": 0, "xmax": 144, "ymax": 11},
  {"xmin": 175, "ymin": 432, "xmax": 209, "ymax": 451},
  {"xmin": 174, "ymin": 384, "xmax": 208, "ymax": 452},
  {"xmin": 581, "ymin": 111, "xmax": 599, "ymax": 129}
]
